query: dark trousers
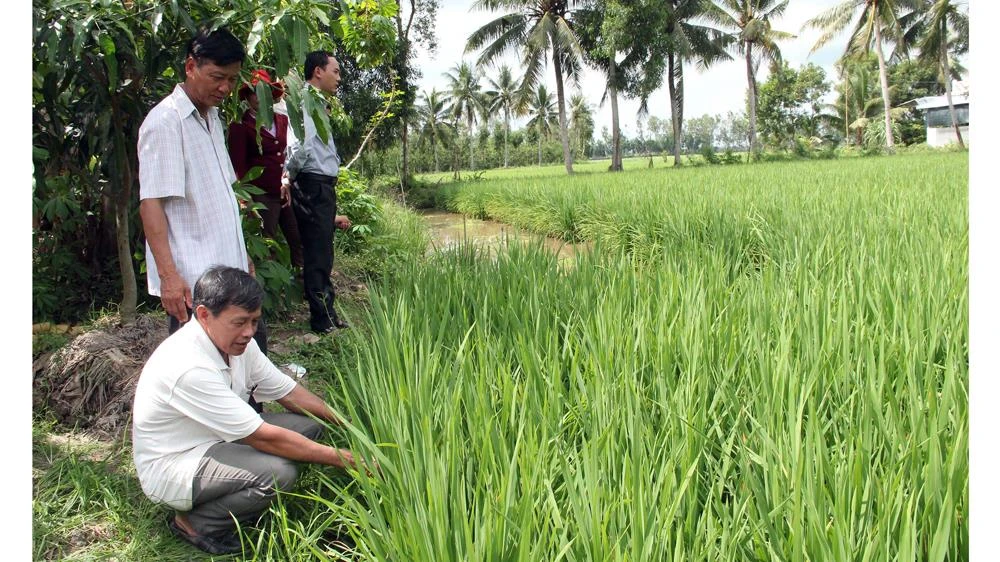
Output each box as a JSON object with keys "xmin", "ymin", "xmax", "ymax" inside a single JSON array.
[
  {"xmin": 169, "ymin": 311, "xmax": 268, "ymax": 412},
  {"xmin": 291, "ymin": 172, "xmax": 340, "ymax": 332},
  {"xmin": 253, "ymin": 192, "xmax": 304, "ymax": 269},
  {"xmin": 185, "ymin": 413, "xmax": 323, "ymax": 537}
]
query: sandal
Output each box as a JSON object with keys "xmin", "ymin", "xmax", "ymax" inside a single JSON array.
[{"xmin": 167, "ymin": 516, "xmax": 242, "ymax": 555}]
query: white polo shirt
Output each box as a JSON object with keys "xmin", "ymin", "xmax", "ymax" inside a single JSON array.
[
  {"xmin": 131, "ymin": 319, "xmax": 297, "ymax": 510},
  {"xmin": 138, "ymin": 84, "xmax": 248, "ymax": 296}
]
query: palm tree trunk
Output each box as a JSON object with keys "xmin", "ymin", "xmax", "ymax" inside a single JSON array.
[
  {"xmin": 844, "ymin": 73, "xmax": 850, "ymax": 144},
  {"xmin": 668, "ymin": 51, "xmax": 682, "ymax": 166},
  {"xmin": 433, "ymin": 135, "xmax": 439, "ymax": 172},
  {"xmin": 538, "ymin": 123, "xmax": 543, "ymax": 166},
  {"xmin": 609, "ymin": 58, "xmax": 623, "ymax": 172},
  {"xmin": 745, "ymin": 44, "xmax": 759, "ymax": 156},
  {"xmin": 468, "ymin": 116, "xmax": 475, "ymax": 170},
  {"xmin": 504, "ymin": 108, "xmax": 510, "ymax": 167},
  {"xmin": 552, "ymin": 52, "xmax": 574, "ymax": 174},
  {"xmin": 873, "ymin": 19, "xmax": 895, "ymax": 152},
  {"xmin": 941, "ymin": 38, "xmax": 964, "ymax": 149}
]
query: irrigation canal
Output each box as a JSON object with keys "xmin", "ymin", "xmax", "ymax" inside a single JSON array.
[{"xmin": 420, "ymin": 209, "xmax": 589, "ymax": 265}]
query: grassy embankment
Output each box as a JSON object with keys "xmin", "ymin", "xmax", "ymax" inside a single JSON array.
[{"xmin": 34, "ymin": 152, "xmax": 968, "ymax": 560}]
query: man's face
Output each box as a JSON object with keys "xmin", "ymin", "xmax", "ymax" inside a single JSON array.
[
  {"xmin": 196, "ymin": 304, "xmax": 260, "ymax": 358},
  {"xmin": 184, "ymin": 56, "xmax": 242, "ymax": 113},
  {"xmin": 314, "ymin": 56, "xmax": 342, "ymax": 94}
]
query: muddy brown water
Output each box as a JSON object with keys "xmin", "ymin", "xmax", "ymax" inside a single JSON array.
[{"xmin": 420, "ymin": 210, "xmax": 590, "ymax": 264}]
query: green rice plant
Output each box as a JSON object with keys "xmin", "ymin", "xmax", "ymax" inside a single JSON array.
[{"xmin": 287, "ymin": 153, "xmax": 968, "ymax": 560}]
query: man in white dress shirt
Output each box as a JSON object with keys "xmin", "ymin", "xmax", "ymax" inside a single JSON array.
[{"xmin": 132, "ymin": 266, "xmax": 365, "ymax": 554}]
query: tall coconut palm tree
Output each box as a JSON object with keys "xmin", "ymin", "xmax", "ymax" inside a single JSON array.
[
  {"xmin": 832, "ymin": 55, "xmax": 886, "ymax": 146},
  {"xmin": 415, "ymin": 89, "xmax": 454, "ymax": 173},
  {"xmin": 443, "ymin": 61, "xmax": 485, "ymax": 171},
  {"xmin": 484, "ymin": 64, "xmax": 521, "ymax": 167},
  {"xmin": 524, "ymin": 84, "xmax": 558, "ymax": 166},
  {"xmin": 574, "ymin": 0, "xmax": 631, "ymax": 171},
  {"xmin": 652, "ymin": 1, "xmax": 733, "ymax": 166},
  {"xmin": 568, "ymin": 93, "xmax": 594, "ymax": 157},
  {"xmin": 912, "ymin": 0, "xmax": 968, "ymax": 148},
  {"xmin": 466, "ymin": 0, "xmax": 585, "ymax": 174},
  {"xmin": 802, "ymin": 0, "xmax": 918, "ymax": 152},
  {"xmin": 707, "ymin": 0, "xmax": 794, "ymax": 157}
]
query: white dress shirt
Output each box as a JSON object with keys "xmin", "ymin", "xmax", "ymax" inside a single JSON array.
[
  {"xmin": 131, "ymin": 319, "xmax": 297, "ymax": 510},
  {"xmin": 138, "ymin": 84, "xmax": 248, "ymax": 296}
]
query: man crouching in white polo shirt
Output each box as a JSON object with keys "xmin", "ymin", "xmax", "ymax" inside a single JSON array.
[{"xmin": 131, "ymin": 265, "xmax": 368, "ymax": 555}]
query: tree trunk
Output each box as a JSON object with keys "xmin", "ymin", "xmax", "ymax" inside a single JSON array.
[
  {"xmin": 110, "ymin": 101, "xmax": 136, "ymax": 324},
  {"xmin": 504, "ymin": 108, "xmax": 510, "ymax": 167},
  {"xmin": 745, "ymin": 44, "xmax": 759, "ymax": 156},
  {"xmin": 401, "ymin": 115, "xmax": 410, "ymax": 182},
  {"xmin": 941, "ymin": 38, "xmax": 964, "ymax": 149},
  {"xmin": 873, "ymin": 19, "xmax": 895, "ymax": 152},
  {"xmin": 433, "ymin": 134, "xmax": 440, "ymax": 172},
  {"xmin": 538, "ymin": 123, "xmax": 543, "ymax": 166},
  {"xmin": 609, "ymin": 58, "xmax": 623, "ymax": 172},
  {"xmin": 844, "ymin": 74, "xmax": 850, "ymax": 144},
  {"xmin": 468, "ymin": 116, "xmax": 475, "ymax": 171},
  {"xmin": 668, "ymin": 51, "xmax": 683, "ymax": 166},
  {"xmin": 115, "ymin": 196, "xmax": 137, "ymax": 324},
  {"xmin": 552, "ymin": 52, "xmax": 574, "ymax": 174}
]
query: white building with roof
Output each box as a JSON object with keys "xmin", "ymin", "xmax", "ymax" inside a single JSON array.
[{"xmin": 903, "ymin": 81, "xmax": 969, "ymax": 147}]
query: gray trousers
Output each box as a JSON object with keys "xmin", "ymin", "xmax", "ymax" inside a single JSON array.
[{"xmin": 183, "ymin": 413, "xmax": 324, "ymax": 537}]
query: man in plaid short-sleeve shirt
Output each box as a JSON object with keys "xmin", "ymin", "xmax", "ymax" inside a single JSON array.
[{"xmin": 138, "ymin": 27, "xmax": 267, "ymax": 352}]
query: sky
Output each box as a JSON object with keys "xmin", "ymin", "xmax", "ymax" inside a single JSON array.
[
  {"xmin": 410, "ymin": 0, "xmax": 859, "ymax": 136},
  {"xmin": 409, "ymin": 0, "xmax": 978, "ymax": 138}
]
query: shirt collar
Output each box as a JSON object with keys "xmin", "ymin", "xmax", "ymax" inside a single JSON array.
[
  {"xmin": 179, "ymin": 318, "xmax": 231, "ymax": 372},
  {"xmin": 172, "ymin": 83, "xmax": 216, "ymax": 122}
]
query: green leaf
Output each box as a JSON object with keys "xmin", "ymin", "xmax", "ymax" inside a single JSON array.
[
  {"xmin": 928, "ymin": 490, "xmax": 953, "ymax": 562},
  {"xmin": 99, "ymin": 34, "xmax": 118, "ymax": 93},
  {"xmin": 274, "ymin": 31, "xmax": 290, "ymax": 78},
  {"xmin": 242, "ymin": 166, "xmax": 265, "ymax": 183},
  {"xmin": 71, "ymin": 21, "xmax": 87, "ymax": 58},
  {"xmin": 151, "ymin": 6, "xmax": 164, "ymax": 34},
  {"xmin": 311, "ymin": 6, "xmax": 330, "ymax": 27},
  {"xmin": 247, "ymin": 18, "xmax": 265, "ymax": 57},
  {"xmin": 292, "ymin": 17, "xmax": 309, "ymax": 64},
  {"xmin": 254, "ymin": 81, "xmax": 275, "ymax": 137},
  {"xmin": 270, "ymin": 7, "xmax": 288, "ymax": 26}
]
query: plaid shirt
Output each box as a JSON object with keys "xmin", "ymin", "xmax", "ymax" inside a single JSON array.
[{"xmin": 138, "ymin": 84, "xmax": 248, "ymax": 296}]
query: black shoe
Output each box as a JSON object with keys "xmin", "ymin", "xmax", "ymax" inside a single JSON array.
[
  {"xmin": 333, "ymin": 317, "xmax": 350, "ymax": 329},
  {"xmin": 167, "ymin": 516, "xmax": 241, "ymax": 555},
  {"xmin": 314, "ymin": 325, "xmax": 335, "ymax": 335}
]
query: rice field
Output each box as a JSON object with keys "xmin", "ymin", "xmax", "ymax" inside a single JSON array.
[{"xmin": 288, "ymin": 152, "xmax": 969, "ymax": 561}]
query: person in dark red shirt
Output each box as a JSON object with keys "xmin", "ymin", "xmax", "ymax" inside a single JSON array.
[{"xmin": 227, "ymin": 70, "xmax": 304, "ymax": 269}]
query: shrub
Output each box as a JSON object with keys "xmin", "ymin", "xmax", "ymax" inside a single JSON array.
[{"xmin": 700, "ymin": 144, "xmax": 720, "ymax": 165}]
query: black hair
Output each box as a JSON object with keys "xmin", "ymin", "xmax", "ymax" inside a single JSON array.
[
  {"xmin": 186, "ymin": 27, "xmax": 246, "ymax": 67},
  {"xmin": 193, "ymin": 266, "xmax": 263, "ymax": 316},
  {"xmin": 305, "ymin": 50, "xmax": 335, "ymax": 80}
]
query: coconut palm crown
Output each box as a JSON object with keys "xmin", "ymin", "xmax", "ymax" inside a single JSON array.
[{"xmin": 466, "ymin": 0, "xmax": 585, "ymax": 174}]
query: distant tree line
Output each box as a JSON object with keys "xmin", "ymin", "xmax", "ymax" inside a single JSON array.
[{"xmin": 383, "ymin": 0, "xmax": 968, "ymax": 180}]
